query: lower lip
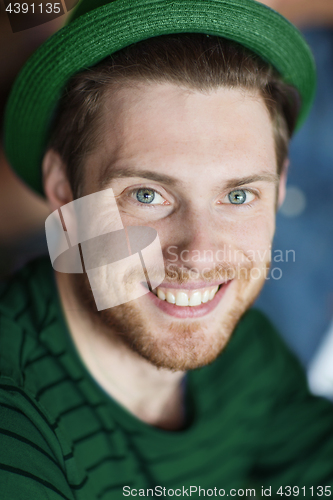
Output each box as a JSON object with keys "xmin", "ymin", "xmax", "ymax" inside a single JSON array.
[{"xmin": 146, "ymin": 282, "xmax": 232, "ymax": 318}]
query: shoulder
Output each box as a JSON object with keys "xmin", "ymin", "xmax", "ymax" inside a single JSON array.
[
  {"xmin": 0, "ymin": 257, "xmax": 55, "ymax": 325},
  {"xmin": 0, "ymin": 258, "xmax": 58, "ymax": 389},
  {"xmin": 227, "ymin": 307, "xmax": 302, "ymax": 370},
  {"xmin": 218, "ymin": 307, "xmax": 294, "ymax": 366},
  {"xmin": 194, "ymin": 308, "xmax": 306, "ymax": 395},
  {"xmin": 0, "ymin": 260, "xmax": 81, "ymax": 487}
]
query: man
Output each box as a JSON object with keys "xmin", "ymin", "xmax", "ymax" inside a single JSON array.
[{"xmin": 1, "ymin": 0, "xmax": 333, "ymax": 499}]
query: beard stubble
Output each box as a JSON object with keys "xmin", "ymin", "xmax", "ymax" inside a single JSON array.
[{"xmin": 70, "ymin": 260, "xmax": 264, "ymax": 372}]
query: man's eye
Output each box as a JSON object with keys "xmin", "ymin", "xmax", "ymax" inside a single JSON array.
[
  {"xmin": 227, "ymin": 189, "xmax": 255, "ymax": 205},
  {"xmin": 134, "ymin": 188, "xmax": 166, "ymax": 205}
]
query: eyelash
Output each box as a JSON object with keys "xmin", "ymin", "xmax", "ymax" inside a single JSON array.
[
  {"xmin": 126, "ymin": 187, "xmax": 258, "ymax": 208},
  {"xmin": 128, "ymin": 187, "xmax": 170, "ymax": 207},
  {"xmin": 223, "ymin": 188, "xmax": 258, "ymax": 207}
]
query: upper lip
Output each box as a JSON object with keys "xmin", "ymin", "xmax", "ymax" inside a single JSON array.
[{"xmin": 154, "ymin": 280, "xmax": 228, "ymax": 290}]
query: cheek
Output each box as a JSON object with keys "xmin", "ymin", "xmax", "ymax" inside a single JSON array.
[
  {"xmin": 224, "ymin": 212, "xmax": 275, "ymax": 259},
  {"xmin": 116, "ymin": 205, "xmax": 276, "ymax": 265}
]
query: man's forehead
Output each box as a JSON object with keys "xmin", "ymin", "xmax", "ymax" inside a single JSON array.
[
  {"xmin": 102, "ymin": 82, "xmax": 271, "ymax": 138},
  {"xmin": 94, "ymin": 82, "xmax": 277, "ymax": 182}
]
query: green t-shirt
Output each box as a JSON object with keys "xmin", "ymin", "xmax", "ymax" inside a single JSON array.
[{"xmin": 1, "ymin": 258, "xmax": 333, "ymax": 500}]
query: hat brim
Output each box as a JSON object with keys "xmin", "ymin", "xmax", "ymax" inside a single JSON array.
[{"xmin": 4, "ymin": 0, "xmax": 316, "ymax": 195}]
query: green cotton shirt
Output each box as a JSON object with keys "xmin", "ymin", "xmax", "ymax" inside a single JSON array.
[{"xmin": 1, "ymin": 258, "xmax": 333, "ymax": 500}]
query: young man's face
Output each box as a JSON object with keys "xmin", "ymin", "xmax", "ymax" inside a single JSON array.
[{"xmin": 54, "ymin": 82, "xmax": 285, "ymax": 371}]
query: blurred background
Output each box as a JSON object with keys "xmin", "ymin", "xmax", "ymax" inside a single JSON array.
[
  {"xmin": 254, "ymin": 0, "xmax": 333, "ymax": 398},
  {"xmin": 1, "ymin": 0, "xmax": 333, "ymax": 395},
  {"xmin": 0, "ymin": 0, "xmax": 72, "ymax": 278}
]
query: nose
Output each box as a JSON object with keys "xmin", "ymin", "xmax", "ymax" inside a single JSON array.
[{"xmin": 164, "ymin": 208, "xmax": 223, "ymax": 275}]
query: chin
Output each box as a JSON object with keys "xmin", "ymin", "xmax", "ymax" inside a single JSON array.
[
  {"xmin": 97, "ymin": 280, "xmax": 262, "ymax": 372},
  {"xmin": 72, "ymin": 265, "xmax": 267, "ymax": 372}
]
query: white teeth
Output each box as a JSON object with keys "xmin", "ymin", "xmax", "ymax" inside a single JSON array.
[
  {"xmin": 176, "ymin": 292, "xmax": 189, "ymax": 306},
  {"xmin": 155, "ymin": 285, "xmax": 221, "ymax": 306},
  {"xmin": 157, "ymin": 288, "xmax": 166, "ymax": 301},
  {"xmin": 189, "ymin": 291, "xmax": 202, "ymax": 306},
  {"xmin": 166, "ymin": 291, "xmax": 176, "ymax": 304}
]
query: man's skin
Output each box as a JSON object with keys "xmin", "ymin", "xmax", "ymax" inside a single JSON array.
[{"xmin": 42, "ymin": 83, "xmax": 287, "ymax": 431}]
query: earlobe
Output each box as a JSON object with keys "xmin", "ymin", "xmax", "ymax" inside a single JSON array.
[
  {"xmin": 42, "ymin": 149, "xmax": 73, "ymax": 211},
  {"xmin": 277, "ymin": 158, "xmax": 289, "ymax": 209}
]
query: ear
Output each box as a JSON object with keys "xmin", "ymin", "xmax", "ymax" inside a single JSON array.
[
  {"xmin": 277, "ymin": 158, "xmax": 289, "ymax": 209},
  {"xmin": 42, "ymin": 149, "xmax": 73, "ymax": 211}
]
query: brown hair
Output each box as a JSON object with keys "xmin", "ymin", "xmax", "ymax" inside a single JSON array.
[{"xmin": 49, "ymin": 33, "xmax": 300, "ymax": 196}]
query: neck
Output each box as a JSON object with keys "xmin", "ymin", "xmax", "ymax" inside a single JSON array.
[{"xmin": 55, "ymin": 271, "xmax": 186, "ymax": 430}]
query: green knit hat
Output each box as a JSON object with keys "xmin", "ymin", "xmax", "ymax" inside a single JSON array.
[{"xmin": 4, "ymin": 0, "xmax": 316, "ymax": 195}]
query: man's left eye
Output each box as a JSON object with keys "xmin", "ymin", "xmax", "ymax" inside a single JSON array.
[
  {"xmin": 226, "ymin": 189, "xmax": 255, "ymax": 205},
  {"xmin": 134, "ymin": 188, "xmax": 166, "ymax": 205}
]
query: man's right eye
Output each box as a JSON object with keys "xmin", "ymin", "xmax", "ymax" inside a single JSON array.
[
  {"xmin": 226, "ymin": 189, "xmax": 256, "ymax": 205},
  {"xmin": 133, "ymin": 188, "xmax": 168, "ymax": 205}
]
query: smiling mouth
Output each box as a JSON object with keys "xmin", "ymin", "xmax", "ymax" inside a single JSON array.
[{"xmin": 151, "ymin": 284, "xmax": 224, "ymax": 307}]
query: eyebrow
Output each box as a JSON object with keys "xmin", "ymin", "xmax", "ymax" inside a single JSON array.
[
  {"xmin": 99, "ymin": 167, "xmax": 179, "ymax": 188},
  {"xmin": 99, "ymin": 166, "xmax": 279, "ymax": 190},
  {"xmin": 224, "ymin": 173, "xmax": 280, "ymax": 190}
]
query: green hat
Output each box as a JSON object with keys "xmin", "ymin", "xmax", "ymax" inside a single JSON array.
[{"xmin": 4, "ymin": 0, "xmax": 316, "ymax": 195}]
